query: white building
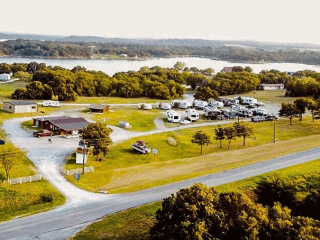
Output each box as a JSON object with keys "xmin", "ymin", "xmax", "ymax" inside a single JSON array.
[{"xmin": 0, "ymin": 73, "xmax": 10, "ymax": 81}]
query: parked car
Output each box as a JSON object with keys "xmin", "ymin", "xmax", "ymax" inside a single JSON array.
[
  {"xmin": 180, "ymin": 119, "xmax": 191, "ymax": 125},
  {"xmin": 264, "ymin": 115, "xmax": 278, "ymax": 121},
  {"xmin": 251, "ymin": 116, "xmax": 265, "ymax": 122},
  {"xmin": 33, "ymin": 130, "xmax": 54, "ymax": 138},
  {"xmin": 0, "ymin": 139, "xmax": 5, "ymax": 145}
]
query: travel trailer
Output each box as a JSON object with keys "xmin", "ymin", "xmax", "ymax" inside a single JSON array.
[
  {"xmin": 155, "ymin": 102, "xmax": 171, "ymax": 110},
  {"xmin": 138, "ymin": 103, "xmax": 152, "ymax": 110},
  {"xmin": 208, "ymin": 100, "xmax": 224, "ymax": 108},
  {"xmin": 194, "ymin": 100, "xmax": 208, "ymax": 109},
  {"xmin": 166, "ymin": 110, "xmax": 181, "ymax": 123},
  {"xmin": 179, "ymin": 100, "xmax": 193, "ymax": 109},
  {"xmin": 234, "ymin": 97, "xmax": 258, "ymax": 105},
  {"xmin": 251, "ymin": 108, "xmax": 267, "ymax": 116},
  {"xmin": 186, "ymin": 109, "xmax": 199, "ymax": 121}
]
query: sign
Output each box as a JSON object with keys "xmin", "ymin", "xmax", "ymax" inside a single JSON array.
[
  {"xmin": 152, "ymin": 148, "xmax": 158, "ymax": 154},
  {"xmin": 74, "ymin": 173, "xmax": 80, "ymax": 181}
]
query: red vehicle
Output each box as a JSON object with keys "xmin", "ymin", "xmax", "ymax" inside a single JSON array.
[{"xmin": 33, "ymin": 129, "xmax": 53, "ymax": 138}]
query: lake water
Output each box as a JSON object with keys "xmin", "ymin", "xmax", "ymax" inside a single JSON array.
[{"xmin": 1, "ymin": 57, "xmax": 320, "ymax": 76}]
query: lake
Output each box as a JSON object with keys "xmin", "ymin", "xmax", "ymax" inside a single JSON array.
[{"xmin": 1, "ymin": 57, "xmax": 320, "ymax": 76}]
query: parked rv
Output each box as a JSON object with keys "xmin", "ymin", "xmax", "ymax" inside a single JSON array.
[
  {"xmin": 207, "ymin": 110, "xmax": 222, "ymax": 120},
  {"xmin": 251, "ymin": 108, "xmax": 267, "ymax": 116},
  {"xmin": 203, "ymin": 106, "xmax": 216, "ymax": 117},
  {"xmin": 238, "ymin": 108, "xmax": 253, "ymax": 117},
  {"xmin": 179, "ymin": 101, "xmax": 193, "ymax": 109},
  {"xmin": 155, "ymin": 102, "xmax": 171, "ymax": 110},
  {"xmin": 221, "ymin": 109, "xmax": 237, "ymax": 119},
  {"xmin": 208, "ymin": 100, "xmax": 224, "ymax": 108},
  {"xmin": 138, "ymin": 103, "xmax": 152, "ymax": 110},
  {"xmin": 166, "ymin": 110, "xmax": 181, "ymax": 123},
  {"xmin": 194, "ymin": 100, "xmax": 208, "ymax": 109},
  {"xmin": 171, "ymin": 100, "xmax": 181, "ymax": 107},
  {"xmin": 234, "ymin": 96, "xmax": 258, "ymax": 105},
  {"xmin": 186, "ymin": 109, "xmax": 199, "ymax": 121}
]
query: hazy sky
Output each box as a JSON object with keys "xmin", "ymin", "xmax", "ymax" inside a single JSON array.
[{"xmin": 2, "ymin": 0, "xmax": 319, "ymax": 44}]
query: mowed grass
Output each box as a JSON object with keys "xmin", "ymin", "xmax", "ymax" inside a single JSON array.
[
  {"xmin": 0, "ymin": 80, "xmax": 28, "ymax": 100},
  {"xmin": 71, "ymin": 158, "xmax": 320, "ymax": 240},
  {"xmin": 91, "ymin": 107, "xmax": 162, "ymax": 131},
  {"xmin": 65, "ymin": 116, "xmax": 320, "ymax": 193},
  {"xmin": 76, "ymin": 96, "xmax": 161, "ymax": 104},
  {"xmin": 225, "ymin": 90, "xmax": 311, "ymax": 107}
]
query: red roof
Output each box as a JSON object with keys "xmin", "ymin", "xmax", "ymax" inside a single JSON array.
[{"xmin": 222, "ymin": 67, "xmax": 233, "ymax": 72}]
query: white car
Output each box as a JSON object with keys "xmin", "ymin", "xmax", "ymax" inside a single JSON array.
[{"xmin": 180, "ymin": 119, "xmax": 191, "ymax": 125}]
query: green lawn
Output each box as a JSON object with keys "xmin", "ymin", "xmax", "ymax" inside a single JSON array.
[
  {"xmin": 65, "ymin": 116, "xmax": 320, "ymax": 193},
  {"xmin": 91, "ymin": 107, "xmax": 162, "ymax": 131},
  {"xmin": 76, "ymin": 96, "xmax": 162, "ymax": 104},
  {"xmin": 71, "ymin": 158, "xmax": 320, "ymax": 240},
  {"xmin": 0, "ymin": 80, "xmax": 28, "ymax": 100}
]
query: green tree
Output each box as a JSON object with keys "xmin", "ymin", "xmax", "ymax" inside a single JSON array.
[
  {"xmin": 14, "ymin": 71, "xmax": 32, "ymax": 82},
  {"xmin": 82, "ymin": 122, "xmax": 113, "ymax": 161},
  {"xmin": 233, "ymin": 122, "xmax": 253, "ymax": 147},
  {"xmin": 194, "ymin": 86, "xmax": 219, "ymax": 101},
  {"xmin": 173, "ymin": 61, "xmax": 186, "ymax": 71},
  {"xmin": 214, "ymin": 126, "xmax": 225, "ymax": 148},
  {"xmin": 279, "ymin": 103, "xmax": 300, "ymax": 125},
  {"xmin": 191, "ymin": 131, "xmax": 211, "ymax": 154},
  {"xmin": 294, "ymin": 98, "xmax": 308, "ymax": 121},
  {"xmin": 224, "ymin": 126, "xmax": 237, "ymax": 149},
  {"xmin": 307, "ymin": 99, "xmax": 319, "ymax": 122}
]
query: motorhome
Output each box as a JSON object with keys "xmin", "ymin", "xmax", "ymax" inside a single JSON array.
[
  {"xmin": 208, "ymin": 100, "xmax": 224, "ymax": 108},
  {"xmin": 203, "ymin": 106, "xmax": 216, "ymax": 117},
  {"xmin": 138, "ymin": 103, "xmax": 152, "ymax": 110},
  {"xmin": 42, "ymin": 100, "xmax": 61, "ymax": 107},
  {"xmin": 238, "ymin": 108, "xmax": 253, "ymax": 117},
  {"xmin": 234, "ymin": 97, "xmax": 258, "ymax": 105},
  {"xmin": 221, "ymin": 109, "xmax": 237, "ymax": 119},
  {"xmin": 219, "ymin": 97, "xmax": 239, "ymax": 106},
  {"xmin": 194, "ymin": 100, "xmax": 208, "ymax": 109},
  {"xmin": 179, "ymin": 100, "xmax": 193, "ymax": 109},
  {"xmin": 186, "ymin": 109, "xmax": 199, "ymax": 121},
  {"xmin": 166, "ymin": 110, "xmax": 181, "ymax": 123}
]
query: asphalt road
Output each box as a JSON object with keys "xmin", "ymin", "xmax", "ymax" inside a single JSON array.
[{"xmin": 1, "ymin": 141, "xmax": 320, "ymax": 239}]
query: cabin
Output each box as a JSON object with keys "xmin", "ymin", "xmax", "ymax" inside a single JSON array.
[
  {"xmin": 221, "ymin": 67, "xmax": 233, "ymax": 73},
  {"xmin": 32, "ymin": 116, "xmax": 90, "ymax": 135},
  {"xmin": 259, "ymin": 83, "xmax": 284, "ymax": 90},
  {"xmin": 0, "ymin": 73, "xmax": 10, "ymax": 81},
  {"xmin": 88, "ymin": 104, "xmax": 109, "ymax": 113},
  {"xmin": 3, "ymin": 101, "xmax": 38, "ymax": 113}
]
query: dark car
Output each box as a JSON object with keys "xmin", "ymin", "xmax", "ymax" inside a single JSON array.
[
  {"xmin": 0, "ymin": 139, "xmax": 5, "ymax": 145},
  {"xmin": 264, "ymin": 115, "xmax": 278, "ymax": 121}
]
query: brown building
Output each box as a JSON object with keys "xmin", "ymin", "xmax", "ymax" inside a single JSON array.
[
  {"xmin": 88, "ymin": 104, "xmax": 109, "ymax": 113},
  {"xmin": 33, "ymin": 116, "xmax": 90, "ymax": 135},
  {"xmin": 221, "ymin": 67, "xmax": 233, "ymax": 73},
  {"xmin": 3, "ymin": 101, "xmax": 38, "ymax": 113}
]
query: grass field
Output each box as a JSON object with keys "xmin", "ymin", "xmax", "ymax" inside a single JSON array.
[
  {"xmin": 65, "ymin": 116, "xmax": 320, "ymax": 193},
  {"xmin": 76, "ymin": 96, "xmax": 162, "ymax": 104},
  {"xmin": 71, "ymin": 158, "xmax": 320, "ymax": 240},
  {"xmin": 0, "ymin": 80, "xmax": 28, "ymax": 100},
  {"xmin": 91, "ymin": 107, "xmax": 162, "ymax": 131}
]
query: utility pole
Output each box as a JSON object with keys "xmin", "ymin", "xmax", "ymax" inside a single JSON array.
[{"xmin": 273, "ymin": 122, "xmax": 276, "ymax": 143}]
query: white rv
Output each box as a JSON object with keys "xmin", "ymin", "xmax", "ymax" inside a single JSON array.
[
  {"xmin": 166, "ymin": 110, "xmax": 181, "ymax": 123},
  {"xmin": 186, "ymin": 109, "xmax": 199, "ymax": 121},
  {"xmin": 171, "ymin": 100, "xmax": 181, "ymax": 107},
  {"xmin": 155, "ymin": 102, "xmax": 171, "ymax": 110},
  {"xmin": 42, "ymin": 100, "xmax": 61, "ymax": 107},
  {"xmin": 208, "ymin": 100, "xmax": 224, "ymax": 108},
  {"xmin": 251, "ymin": 108, "xmax": 267, "ymax": 116},
  {"xmin": 138, "ymin": 103, "xmax": 152, "ymax": 110},
  {"xmin": 194, "ymin": 100, "xmax": 208, "ymax": 109},
  {"xmin": 235, "ymin": 97, "xmax": 257, "ymax": 105},
  {"xmin": 179, "ymin": 100, "xmax": 193, "ymax": 109}
]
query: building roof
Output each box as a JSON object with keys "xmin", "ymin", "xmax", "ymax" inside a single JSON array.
[
  {"xmin": 0, "ymin": 73, "xmax": 10, "ymax": 76},
  {"xmin": 259, "ymin": 83, "xmax": 284, "ymax": 87},
  {"xmin": 50, "ymin": 118, "xmax": 90, "ymax": 131},
  {"xmin": 88, "ymin": 104, "xmax": 109, "ymax": 110},
  {"xmin": 4, "ymin": 100, "xmax": 37, "ymax": 106},
  {"xmin": 33, "ymin": 116, "xmax": 74, "ymax": 121},
  {"xmin": 221, "ymin": 67, "xmax": 233, "ymax": 72}
]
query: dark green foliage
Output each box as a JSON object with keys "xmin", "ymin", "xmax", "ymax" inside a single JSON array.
[
  {"xmin": 258, "ymin": 69, "xmax": 291, "ymax": 85},
  {"xmin": 194, "ymin": 86, "xmax": 219, "ymax": 101},
  {"xmin": 191, "ymin": 131, "xmax": 211, "ymax": 154},
  {"xmin": 214, "ymin": 126, "xmax": 225, "ymax": 148}
]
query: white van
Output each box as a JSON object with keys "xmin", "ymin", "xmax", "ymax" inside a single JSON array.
[
  {"xmin": 186, "ymin": 109, "xmax": 199, "ymax": 121},
  {"xmin": 166, "ymin": 110, "xmax": 181, "ymax": 123}
]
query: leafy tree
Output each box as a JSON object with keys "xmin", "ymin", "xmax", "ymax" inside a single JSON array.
[
  {"xmin": 224, "ymin": 126, "xmax": 237, "ymax": 149},
  {"xmin": 82, "ymin": 122, "xmax": 113, "ymax": 161},
  {"xmin": 214, "ymin": 126, "xmax": 225, "ymax": 148},
  {"xmin": 307, "ymin": 99, "xmax": 319, "ymax": 122},
  {"xmin": 232, "ymin": 66, "xmax": 245, "ymax": 72},
  {"xmin": 201, "ymin": 68, "xmax": 214, "ymax": 76},
  {"xmin": 191, "ymin": 131, "xmax": 211, "ymax": 154},
  {"xmin": 293, "ymin": 98, "xmax": 308, "ymax": 121},
  {"xmin": 1, "ymin": 155, "xmax": 15, "ymax": 181},
  {"xmin": 244, "ymin": 66, "xmax": 253, "ymax": 72},
  {"xmin": 279, "ymin": 103, "xmax": 300, "ymax": 125},
  {"xmin": 194, "ymin": 86, "xmax": 219, "ymax": 101},
  {"xmin": 233, "ymin": 122, "xmax": 253, "ymax": 147},
  {"xmin": 173, "ymin": 61, "xmax": 186, "ymax": 71},
  {"xmin": 14, "ymin": 71, "xmax": 32, "ymax": 82}
]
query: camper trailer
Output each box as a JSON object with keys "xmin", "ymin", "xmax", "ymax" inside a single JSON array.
[
  {"xmin": 166, "ymin": 110, "xmax": 181, "ymax": 123},
  {"xmin": 186, "ymin": 109, "xmax": 199, "ymax": 121},
  {"xmin": 208, "ymin": 100, "xmax": 224, "ymax": 108},
  {"xmin": 222, "ymin": 109, "xmax": 237, "ymax": 119},
  {"xmin": 251, "ymin": 108, "xmax": 267, "ymax": 116},
  {"xmin": 138, "ymin": 103, "xmax": 152, "ymax": 110},
  {"xmin": 179, "ymin": 101, "xmax": 193, "ymax": 109},
  {"xmin": 234, "ymin": 97, "xmax": 258, "ymax": 106},
  {"xmin": 194, "ymin": 100, "xmax": 208, "ymax": 109},
  {"xmin": 238, "ymin": 108, "xmax": 253, "ymax": 117},
  {"xmin": 155, "ymin": 102, "xmax": 171, "ymax": 110}
]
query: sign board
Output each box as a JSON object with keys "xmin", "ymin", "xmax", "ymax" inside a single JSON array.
[
  {"xmin": 74, "ymin": 173, "xmax": 80, "ymax": 181},
  {"xmin": 152, "ymin": 148, "xmax": 158, "ymax": 154}
]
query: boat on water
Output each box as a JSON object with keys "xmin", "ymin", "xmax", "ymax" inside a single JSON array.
[{"xmin": 131, "ymin": 140, "xmax": 151, "ymax": 154}]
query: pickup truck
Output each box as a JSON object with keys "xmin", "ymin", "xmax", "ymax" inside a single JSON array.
[{"xmin": 33, "ymin": 130, "xmax": 53, "ymax": 138}]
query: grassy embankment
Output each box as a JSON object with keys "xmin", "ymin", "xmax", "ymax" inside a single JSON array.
[
  {"xmin": 65, "ymin": 115, "xmax": 320, "ymax": 193},
  {"xmin": 71, "ymin": 158, "xmax": 320, "ymax": 240}
]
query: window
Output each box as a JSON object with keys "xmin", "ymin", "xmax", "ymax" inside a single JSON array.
[{"xmin": 32, "ymin": 106, "xmax": 36, "ymax": 109}]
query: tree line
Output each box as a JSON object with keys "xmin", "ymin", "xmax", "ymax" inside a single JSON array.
[
  {"xmin": 191, "ymin": 122, "xmax": 253, "ymax": 154},
  {"xmin": 150, "ymin": 172, "xmax": 320, "ymax": 240}
]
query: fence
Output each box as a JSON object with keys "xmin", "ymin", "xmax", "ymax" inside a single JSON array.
[
  {"xmin": 9, "ymin": 174, "xmax": 42, "ymax": 185},
  {"xmin": 59, "ymin": 165, "xmax": 94, "ymax": 175}
]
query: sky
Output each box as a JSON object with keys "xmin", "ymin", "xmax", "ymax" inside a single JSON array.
[{"xmin": 1, "ymin": 0, "xmax": 319, "ymax": 44}]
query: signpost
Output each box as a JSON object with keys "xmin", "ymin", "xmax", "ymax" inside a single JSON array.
[
  {"xmin": 74, "ymin": 173, "xmax": 80, "ymax": 181},
  {"xmin": 152, "ymin": 148, "xmax": 158, "ymax": 160}
]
